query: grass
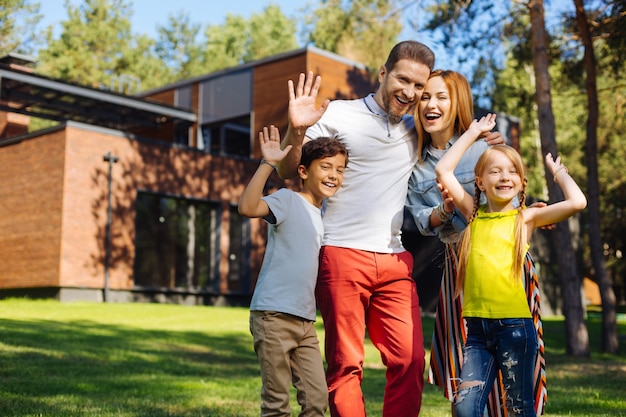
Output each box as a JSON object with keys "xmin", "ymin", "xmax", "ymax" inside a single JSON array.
[{"xmin": 0, "ymin": 299, "xmax": 624, "ymax": 417}]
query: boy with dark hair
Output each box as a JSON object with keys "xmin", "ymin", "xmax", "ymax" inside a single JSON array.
[{"xmin": 239, "ymin": 125, "xmax": 348, "ymax": 417}]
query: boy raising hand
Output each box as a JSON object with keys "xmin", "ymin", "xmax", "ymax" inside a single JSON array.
[{"xmin": 239, "ymin": 125, "xmax": 349, "ymax": 416}]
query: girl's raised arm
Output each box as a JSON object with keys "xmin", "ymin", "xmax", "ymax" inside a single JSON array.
[
  {"xmin": 525, "ymin": 153, "xmax": 587, "ymax": 231},
  {"xmin": 435, "ymin": 114, "xmax": 497, "ymax": 215}
]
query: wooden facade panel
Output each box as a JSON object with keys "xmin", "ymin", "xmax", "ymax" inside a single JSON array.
[
  {"xmin": 190, "ymin": 83, "xmax": 200, "ymax": 147},
  {"xmin": 306, "ymin": 50, "xmax": 377, "ymax": 102},
  {"xmin": 252, "ymin": 54, "xmax": 308, "ymax": 158},
  {"xmin": 145, "ymin": 90, "xmax": 175, "ymax": 106},
  {"xmin": 0, "ymin": 112, "xmax": 29, "ymax": 138}
]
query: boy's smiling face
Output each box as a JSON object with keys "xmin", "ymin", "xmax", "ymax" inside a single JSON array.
[{"xmin": 298, "ymin": 154, "xmax": 347, "ymax": 207}]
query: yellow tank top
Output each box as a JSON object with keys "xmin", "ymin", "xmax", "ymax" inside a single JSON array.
[{"xmin": 462, "ymin": 206, "xmax": 531, "ymax": 319}]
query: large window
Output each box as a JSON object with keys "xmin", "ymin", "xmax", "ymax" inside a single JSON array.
[
  {"xmin": 133, "ymin": 191, "xmax": 220, "ymax": 291},
  {"xmin": 201, "ymin": 115, "xmax": 251, "ymax": 157},
  {"xmin": 227, "ymin": 206, "xmax": 250, "ymax": 294}
]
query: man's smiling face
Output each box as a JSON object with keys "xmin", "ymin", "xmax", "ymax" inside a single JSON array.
[{"xmin": 376, "ymin": 59, "xmax": 431, "ymax": 122}]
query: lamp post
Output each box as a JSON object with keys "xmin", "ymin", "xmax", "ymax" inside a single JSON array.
[{"xmin": 103, "ymin": 152, "xmax": 119, "ymax": 302}]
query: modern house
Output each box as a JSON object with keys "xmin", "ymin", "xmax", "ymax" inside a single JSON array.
[
  {"xmin": 0, "ymin": 47, "xmax": 376, "ymax": 305},
  {"xmin": 1, "ymin": 47, "xmax": 534, "ymax": 312}
]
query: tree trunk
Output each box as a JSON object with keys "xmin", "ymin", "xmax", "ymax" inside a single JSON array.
[
  {"xmin": 527, "ymin": 0, "xmax": 590, "ymax": 356},
  {"xmin": 573, "ymin": 0, "xmax": 619, "ymax": 354}
]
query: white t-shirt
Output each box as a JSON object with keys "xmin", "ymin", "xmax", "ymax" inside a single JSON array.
[
  {"xmin": 306, "ymin": 94, "xmax": 418, "ymax": 253},
  {"xmin": 249, "ymin": 188, "xmax": 322, "ymax": 321}
]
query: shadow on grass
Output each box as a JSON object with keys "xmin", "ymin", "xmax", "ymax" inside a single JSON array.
[
  {"xmin": 536, "ymin": 318, "xmax": 626, "ymax": 416},
  {"xmin": 2, "ymin": 309, "xmax": 625, "ymax": 417},
  {"xmin": 0, "ymin": 318, "xmax": 258, "ymax": 417}
]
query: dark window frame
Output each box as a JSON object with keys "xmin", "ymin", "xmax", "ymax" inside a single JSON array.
[
  {"xmin": 201, "ymin": 115, "xmax": 251, "ymax": 158},
  {"xmin": 227, "ymin": 205, "xmax": 251, "ymax": 294},
  {"xmin": 132, "ymin": 190, "xmax": 221, "ymax": 293}
]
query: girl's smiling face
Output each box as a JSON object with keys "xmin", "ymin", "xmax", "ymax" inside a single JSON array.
[{"xmin": 476, "ymin": 149, "xmax": 522, "ymax": 212}]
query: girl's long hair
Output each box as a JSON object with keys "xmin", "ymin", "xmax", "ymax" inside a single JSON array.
[
  {"xmin": 455, "ymin": 145, "xmax": 528, "ymax": 296},
  {"xmin": 415, "ymin": 70, "xmax": 475, "ymax": 163}
]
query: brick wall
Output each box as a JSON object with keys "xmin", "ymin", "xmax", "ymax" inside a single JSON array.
[
  {"xmin": 0, "ymin": 124, "xmax": 267, "ymax": 295},
  {"xmin": 0, "ymin": 130, "xmax": 66, "ymax": 288}
]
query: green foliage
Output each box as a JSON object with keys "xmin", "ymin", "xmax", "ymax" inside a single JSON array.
[
  {"xmin": 35, "ymin": 0, "xmax": 172, "ymax": 92},
  {"xmin": 305, "ymin": 0, "xmax": 350, "ymax": 52},
  {"xmin": 37, "ymin": 0, "xmax": 134, "ymax": 88},
  {"xmin": 201, "ymin": 5, "xmax": 298, "ymax": 75},
  {"xmin": 0, "ymin": 300, "xmax": 624, "ymax": 416},
  {"xmin": 6, "ymin": 1, "xmax": 298, "ymax": 89},
  {"xmin": 590, "ymin": 45, "xmax": 626, "ymax": 285},
  {"xmin": 154, "ymin": 11, "xmax": 204, "ymax": 82},
  {"xmin": 422, "ymin": 0, "xmax": 477, "ymax": 33},
  {"xmin": 202, "ymin": 14, "xmax": 249, "ymax": 73},
  {"xmin": 552, "ymin": 2, "xmax": 626, "ymax": 294},
  {"xmin": 0, "ymin": 0, "xmax": 42, "ymax": 55},
  {"xmin": 304, "ymin": 0, "xmax": 403, "ymax": 71},
  {"xmin": 7, "ymin": 0, "xmax": 397, "ymax": 89},
  {"xmin": 419, "ymin": 0, "xmax": 509, "ymax": 107},
  {"xmin": 122, "ymin": 34, "xmax": 174, "ymax": 91},
  {"xmin": 590, "ymin": 0, "xmax": 626, "ymax": 77},
  {"xmin": 247, "ymin": 5, "xmax": 298, "ymax": 62}
]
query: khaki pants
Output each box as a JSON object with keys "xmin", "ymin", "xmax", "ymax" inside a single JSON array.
[{"xmin": 250, "ymin": 311, "xmax": 328, "ymax": 417}]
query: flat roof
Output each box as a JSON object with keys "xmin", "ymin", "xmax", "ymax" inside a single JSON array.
[
  {"xmin": 0, "ymin": 64, "xmax": 196, "ymax": 132},
  {"xmin": 140, "ymin": 45, "xmax": 369, "ymax": 97}
]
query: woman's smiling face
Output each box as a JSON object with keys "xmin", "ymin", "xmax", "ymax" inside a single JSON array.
[{"xmin": 418, "ymin": 75, "xmax": 454, "ymax": 136}]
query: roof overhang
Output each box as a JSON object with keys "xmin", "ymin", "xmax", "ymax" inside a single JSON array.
[{"xmin": 0, "ymin": 65, "xmax": 196, "ymax": 132}]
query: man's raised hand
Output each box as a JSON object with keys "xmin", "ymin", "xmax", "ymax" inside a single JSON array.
[{"xmin": 288, "ymin": 71, "xmax": 330, "ymax": 131}]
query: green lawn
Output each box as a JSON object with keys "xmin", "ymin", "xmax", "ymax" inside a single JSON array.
[{"xmin": 0, "ymin": 299, "xmax": 624, "ymax": 416}]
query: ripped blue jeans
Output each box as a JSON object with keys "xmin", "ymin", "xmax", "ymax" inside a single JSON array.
[{"xmin": 454, "ymin": 318, "xmax": 538, "ymax": 417}]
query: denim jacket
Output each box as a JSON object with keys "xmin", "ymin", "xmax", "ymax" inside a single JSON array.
[{"xmin": 406, "ymin": 137, "xmax": 488, "ymax": 243}]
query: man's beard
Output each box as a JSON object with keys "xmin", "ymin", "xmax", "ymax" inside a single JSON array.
[
  {"xmin": 388, "ymin": 112, "xmax": 403, "ymax": 124},
  {"xmin": 383, "ymin": 94, "xmax": 411, "ymax": 124}
]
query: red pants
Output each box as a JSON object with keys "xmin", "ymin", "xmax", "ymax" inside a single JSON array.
[{"xmin": 316, "ymin": 246, "xmax": 425, "ymax": 417}]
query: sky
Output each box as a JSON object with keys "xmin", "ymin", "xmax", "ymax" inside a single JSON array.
[
  {"xmin": 38, "ymin": 0, "xmax": 309, "ymax": 39},
  {"xmin": 36, "ymin": 0, "xmax": 573, "ymax": 56},
  {"xmin": 34, "ymin": 0, "xmax": 575, "ymax": 107}
]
